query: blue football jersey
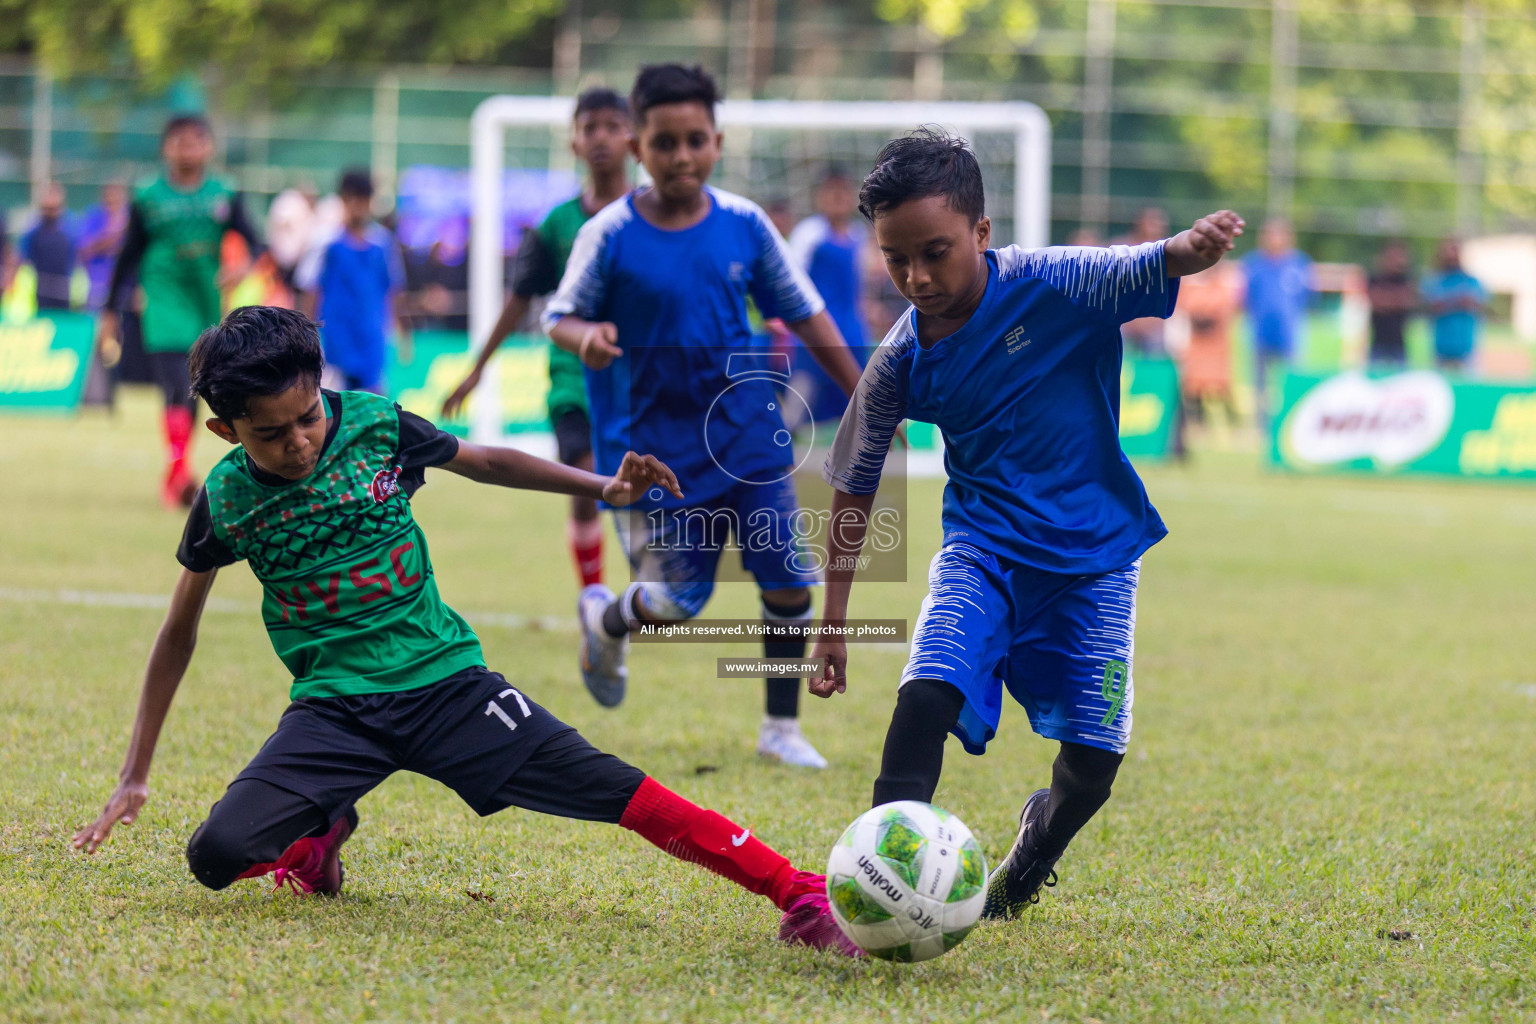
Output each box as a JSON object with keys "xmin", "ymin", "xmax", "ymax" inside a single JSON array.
[
  {"xmin": 823, "ymin": 242, "xmax": 1177, "ymax": 575},
  {"xmin": 542, "ymin": 186, "xmax": 825, "ymax": 506}
]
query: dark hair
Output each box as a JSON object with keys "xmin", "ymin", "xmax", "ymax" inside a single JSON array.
[
  {"xmin": 575, "ymin": 86, "xmax": 629, "ymax": 119},
  {"xmin": 338, "ymin": 168, "xmax": 374, "ymax": 199},
  {"xmin": 858, "ymin": 127, "xmax": 985, "ymax": 224},
  {"xmin": 189, "ymin": 306, "xmax": 324, "ymax": 422},
  {"xmin": 162, "ymin": 113, "xmax": 211, "ymax": 142},
  {"xmin": 629, "ymin": 64, "xmax": 719, "ymax": 125}
]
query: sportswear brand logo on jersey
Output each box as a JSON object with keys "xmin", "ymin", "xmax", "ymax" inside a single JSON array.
[
  {"xmin": 1005, "ymin": 325, "xmax": 1031, "ymax": 354},
  {"xmin": 369, "ymin": 466, "xmax": 401, "ymax": 505},
  {"xmin": 855, "ymin": 855, "xmax": 904, "ymax": 903},
  {"xmin": 731, "ymin": 828, "xmax": 751, "ymax": 847}
]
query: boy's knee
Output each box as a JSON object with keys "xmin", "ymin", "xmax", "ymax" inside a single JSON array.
[
  {"xmin": 185, "ymin": 821, "xmax": 249, "ymax": 891},
  {"xmin": 1056, "ymin": 741, "xmax": 1123, "ymax": 798},
  {"xmin": 638, "ymin": 580, "xmax": 711, "ymax": 620}
]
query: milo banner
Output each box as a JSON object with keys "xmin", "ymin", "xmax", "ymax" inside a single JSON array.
[
  {"xmin": 390, "ymin": 330, "xmax": 553, "ymax": 436},
  {"xmin": 1271, "ymin": 370, "xmax": 1536, "ymax": 480},
  {"xmin": 0, "ymin": 312, "xmax": 96, "ymax": 412},
  {"xmin": 1118, "ymin": 356, "xmax": 1180, "ymax": 460}
]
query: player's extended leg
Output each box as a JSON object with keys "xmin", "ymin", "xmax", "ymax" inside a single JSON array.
[
  {"xmin": 757, "ymin": 588, "xmax": 825, "ymax": 768},
  {"xmin": 983, "ymin": 559, "xmax": 1140, "ymax": 920},
  {"xmin": 186, "ymin": 780, "xmax": 358, "ymax": 895},
  {"xmin": 482, "ymin": 728, "xmax": 861, "ymax": 956},
  {"xmin": 870, "ymin": 678, "xmax": 965, "ymax": 805}
]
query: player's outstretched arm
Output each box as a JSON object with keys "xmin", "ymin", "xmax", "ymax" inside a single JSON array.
[
  {"xmin": 547, "ymin": 316, "xmax": 622, "ymax": 370},
  {"xmin": 445, "ymin": 443, "xmax": 682, "ymax": 505},
  {"xmin": 1164, "ymin": 210, "xmax": 1245, "ymax": 278},
  {"xmin": 785, "ymin": 310, "xmax": 865, "ymax": 398},
  {"xmin": 442, "ymin": 293, "xmax": 532, "ymax": 418},
  {"xmin": 809, "ymin": 488, "xmax": 878, "ymax": 699},
  {"xmin": 73, "ymin": 567, "xmax": 218, "ymax": 855}
]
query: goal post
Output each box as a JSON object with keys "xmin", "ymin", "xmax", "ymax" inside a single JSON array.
[{"xmin": 467, "ymin": 96, "xmax": 1052, "ymax": 443}]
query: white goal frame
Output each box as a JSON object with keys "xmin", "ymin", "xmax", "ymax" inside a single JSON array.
[{"xmin": 467, "ymin": 96, "xmax": 1052, "ymax": 443}]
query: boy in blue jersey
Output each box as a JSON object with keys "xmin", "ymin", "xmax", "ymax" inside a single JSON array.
[
  {"xmin": 543, "ymin": 64, "xmax": 864, "ymax": 768},
  {"xmin": 299, "ymin": 169, "xmax": 409, "ymax": 394},
  {"xmin": 809, "ymin": 129, "xmax": 1243, "ymax": 918},
  {"xmin": 785, "ymin": 168, "xmax": 870, "ymax": 426}
]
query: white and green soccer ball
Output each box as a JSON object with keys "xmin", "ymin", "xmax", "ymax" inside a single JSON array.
[{"xmin": 825, "ymin": 800, "xmax": 988, "ymax": 962}]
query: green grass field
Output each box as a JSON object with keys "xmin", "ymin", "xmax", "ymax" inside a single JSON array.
[{"xmin": 3, "ymin": 389, "xmax": 1534, "ymax": 1023}]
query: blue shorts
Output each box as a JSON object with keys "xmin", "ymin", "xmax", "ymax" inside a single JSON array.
[
  {"xmin": 612, "ymin": 475, "xmax": 818, "ymax": 619},
  {"xmin": 900, "ymin": 543, "xmax": 1140, "ymax": 755}
]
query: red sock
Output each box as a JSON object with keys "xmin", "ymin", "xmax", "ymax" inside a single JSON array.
[
  {"xmin": 620, "ymin": 776, "xmax": 805, "ymax": 911},
  {"xmin": 568, "ymin": 517, "xmax": 604, "ymax": 587},
  {"xmin": 163, "ymin": 406, "xmax": 193, "ymax": 483}
]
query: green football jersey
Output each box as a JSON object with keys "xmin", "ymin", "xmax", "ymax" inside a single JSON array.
[
  {"xmin": 514, "ymin": 196, "xmax": 600, "ymax": 421},
  {"xmin": 178, "ymin": 390, "xmax": 484, "ymax": 700},
  {"xmin": 133, "ymin": 176, "xmax": 238, "ymax": 353}
]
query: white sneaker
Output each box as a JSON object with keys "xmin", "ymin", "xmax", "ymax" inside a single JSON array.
[
  {"xmin": 577, "ymin": 583, "xmax": 628, "ymax": 707},
  {"xmin": 756, "ymin": 716, "xmax": 828, "ymax": 769}
]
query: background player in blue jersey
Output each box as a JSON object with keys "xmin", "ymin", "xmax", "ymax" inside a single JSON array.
[
  {"xmin": 808, "ymin": 129, "xmax": 1243, "ymax": 917},
  {"xmin": 543, "ymin": 64, "xmax": 864, "ymax": 769},
  {"xmin": 784, "ymin": 168, "xmax": 870, "ymax": 427}
]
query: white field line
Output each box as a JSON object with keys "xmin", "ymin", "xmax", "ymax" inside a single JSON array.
[{"xmin": 0, "ymin": 586, "xmax": 913, "ymax": 653}]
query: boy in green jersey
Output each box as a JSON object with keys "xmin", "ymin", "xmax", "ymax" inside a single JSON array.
[
  {"xmin": 72, "ymin": 306, "xmax": 859, "ymax": 956},
  {"xmin": 443, "ymin": 87, "xmax": 633, "ymax": 590},
  {"xmin": 101, "ymin": 114, "xmax": 259, "ymax": 508}
]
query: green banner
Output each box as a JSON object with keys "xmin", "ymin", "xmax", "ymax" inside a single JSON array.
[
  {"xmin": 388, "ymin": 331, "xmax": 556, "ymax": 436},
  {"xmin": 0, "ymin": 312, "xmax": 96, "ymax": 412},
  {"xmin": 1271, "ymin": 369, "xmax": 1536, "ymax": 480},
  {"xmin": 1118, "ymin": 356, "xmax": 1179, "ymax": 459}
]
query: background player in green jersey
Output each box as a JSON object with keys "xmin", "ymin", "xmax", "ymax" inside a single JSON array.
[
  {"xmin": 100, "ymin": 114, "xmax": 260, "ymax": 509},
  {"xmin": 71, "ymin": 306, "xmax": 859, "ymax": 957},
  {"xmin": 442, "ymin": 88, "xmax": 632, "ymax": 590}
]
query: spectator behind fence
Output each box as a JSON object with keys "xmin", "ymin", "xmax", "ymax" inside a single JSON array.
[
  {"xmin": 1366, "ymin": 239, "xmax": 1416, "ymax": 368},
  {"xmin": 22, "ymin": 182, "xmax": 78, "ymax": 311},
  {"xmin": 79, "ymin": 182, "xmax": 129, "ymax": 311},
  {"xmin": 1422, "ymin": 238, "xmax": 1488, "ymax": 375},
  {"xmin": 267, "ymin": 183, "xmax": 319, "ymax": 295},
  {"xmin": 1242, "ymin": 219, "xmax": 1312, "ymax": 426},
  {"xmin": 1174, "ymin": 260, "xmax": 1243, "ymax": 424},
  {"xmin": 298, "ymin": 168, "xmax": 409, "ymax": 394},
  {"xmin": 1118, "ymin": 207, "xmax": 1171, "ymax": 356}
]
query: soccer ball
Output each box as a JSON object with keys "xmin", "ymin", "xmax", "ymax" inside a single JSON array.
[{"xmin": 825, "ymin": 800, "xmax": 988, "ymax": 962}]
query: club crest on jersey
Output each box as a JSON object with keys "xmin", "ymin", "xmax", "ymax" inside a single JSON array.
[
  {"xmin": 369, "ymin": 466, "xmax": 402, "ymax": 504},
  {"xmin": 1005, "ymin": 325, "xmax": 1031, "ymax": 354}
]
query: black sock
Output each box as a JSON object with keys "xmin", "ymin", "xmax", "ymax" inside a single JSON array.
[
  {"xmin": 871, "ymin": 678, "xmax": 964, "ymax": 806},
  {"xmin": 1031, "ymin": 742, "xmax": 1123, "ymax": 862},
  {"xmin": 762, "ymin": 594, "xmax": 812, "ymax": 718},
  {"xmin": 601, "ymin": 587, "xmax": 638, "ymax": 639}
]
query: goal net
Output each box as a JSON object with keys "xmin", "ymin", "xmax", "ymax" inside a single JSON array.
[{"xmin": 464, "ymin": 97, "xmax": 1052, "ymax": 452}]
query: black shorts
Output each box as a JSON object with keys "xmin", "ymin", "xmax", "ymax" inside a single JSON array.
[
  {"xmin": 552, "ymin": 407, "xmax": 593, "ymax": 466},
  {"xmin": 231, "ymin": 665, "xmax": 625, "ymax": 819}
]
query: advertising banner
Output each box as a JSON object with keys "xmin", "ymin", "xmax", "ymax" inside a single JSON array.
[
  {"xmin": 1271, "ymin": 370, "xmax": 1536, "ymax": 480},
  {"xmin": 0, "ymin": 312, "xmax": 96, "ymax": 412}
]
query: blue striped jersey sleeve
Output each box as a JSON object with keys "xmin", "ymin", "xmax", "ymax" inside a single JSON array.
[
  {"xmin": 821, "ymin": 327, "xmax": 916, "ymax": 494},
  {"xmin": 995, "ymin": 240, "xmax": 1176, "ymax": 324}
]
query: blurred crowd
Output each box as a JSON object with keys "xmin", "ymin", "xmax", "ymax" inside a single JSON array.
[{"xmin": 0, "ymin": 170, "xmax": 1494, "ymax": 429}]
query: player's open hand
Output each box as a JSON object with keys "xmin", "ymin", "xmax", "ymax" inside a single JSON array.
[
  {"xmin": 441, "ymin": 368, "xmax": 481, "ymax": 419},
  {"xmin": 809, "ymin": 634, "xmax": 848, "ymax": 698},
  {"xmin": 1166, "ymin": 210, "xmax": 1244, "ymax": 277},
  {"xmin": 579, "ymin": 322, "xmax": 623, "ymax": 370},
  {"xmin": 603, "ymin": 451, "xmax": 684, "ymax": 507},
  {"xmin": 72, "ymin": 778, "xmax": 148, "ymax": 855}
]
